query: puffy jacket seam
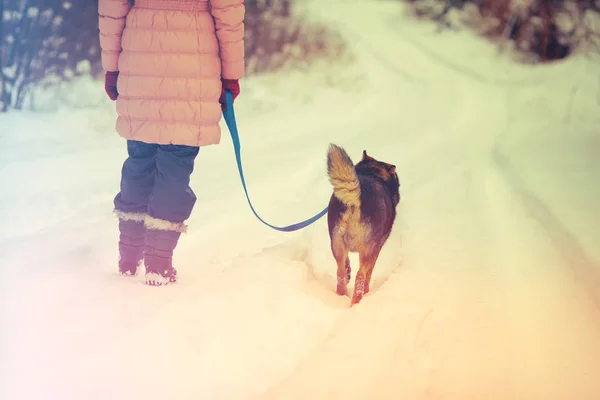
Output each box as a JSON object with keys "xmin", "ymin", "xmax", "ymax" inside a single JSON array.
[
  {"xmin": 124, "ymin": 27, "xmax": 214, "ymax": 33},
  {"xmin": 100, "ymin": 32, "xmax": 124, "ymax": 39},
  {"xmin": 121, "ymin": 49, "xmax": 218, "ymax": 55},
  {"xmin": 134, "ymin": 0, "xmax": 210, "ymax": 12},
  {"xmin": 123, "ymin": 116, "xmax": 217, "ymax": 125},
  {"xmin": 120, "ymin": 96, "xmax": 217, "ymax": 100},
  {"xmin": 213, "ymin": 38, "xmax": 242, "ymax": 44},
  {"xmin": 209, "ymin": 4, "xmax": 237, "ymax": 12},
  {"xmin": 118, "ymin": 73, "xmax": 219, "ymax": 79},
  {"xmin": 98, "ymin": 13, "xmax": 124, "ymax": 20},
  {"xmin": 119, "ymin": 74, "xmax": 216, "ymax": 80},
  {"xmin": 120, "ymin": 72, "xmax": 218, "ymax": 81}
]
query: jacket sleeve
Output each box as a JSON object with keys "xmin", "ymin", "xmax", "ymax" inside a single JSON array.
[
  {"xmin": 209, "ymin": 0, "xmax": 245, "ymax": 79},
  {"xmin": 98, "ymin": 0, "xmax": 132, "ymax": 72}
]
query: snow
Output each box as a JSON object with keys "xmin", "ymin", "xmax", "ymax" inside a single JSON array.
[
  {"xmin": 26, "ymin": 7, "xmax": 39, "ymax": 18},
  {"xmin": 1, "ymin": 0, "xmax": 600, "ymax": 399}
]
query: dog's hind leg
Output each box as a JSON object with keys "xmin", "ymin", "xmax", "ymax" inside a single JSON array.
[
  {"xmin": 345, "ymin": 257, "xmax": 351, "ymax": 283},
  {"xmin": 331, "ymin": 238, "xmax": 350, "ymax": 296},
  {"xmin": 335, "ymin": 255, "xmax": 350, "ymax": 296},
  {"xmin": 364, "ymin": 240, "xmax": 386, "ymax": 295},
  {"xmin": 351, "ymin": 247, "xmax": 383, "ymax": 306}
]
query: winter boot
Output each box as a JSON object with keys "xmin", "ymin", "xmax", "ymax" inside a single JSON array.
[
  {"xmin": 117, "ymin": 217, "xmax": 146, "ymax": 276},
  {"xmin": 143, "ymin": 228, "xmax": 182, "ymax": 286}
]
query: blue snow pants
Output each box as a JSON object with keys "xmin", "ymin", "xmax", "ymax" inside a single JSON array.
[{"xmin": 114, "ymin": 140, "xmax": 200, "ymax": 225}]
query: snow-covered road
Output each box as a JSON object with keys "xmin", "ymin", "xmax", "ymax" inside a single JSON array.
[
  {"xmin": 1, "ymin": 0, "xmax": 600, "ymax": 399},
  {"xmin": 262, "ymin": 3, "xmax": 600, "ymax": 398}
]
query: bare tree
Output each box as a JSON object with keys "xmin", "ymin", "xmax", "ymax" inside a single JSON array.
[{"xmin": 1, "ymin": 0, "xmax": 101, "ymax": 111}]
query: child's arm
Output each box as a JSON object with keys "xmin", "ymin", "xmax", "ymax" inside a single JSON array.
[
  {"xmin": 209, "ymin": 0, "xmax": 246, "ymax": 79},
  {"xmin": 98, "ymin": 0, "xmax": 133, "ymax": 72}
]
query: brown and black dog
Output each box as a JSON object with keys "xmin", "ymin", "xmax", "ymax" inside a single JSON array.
[{"xmin": 326, "ymin": 144, "xmax": 400, "ymax": 306}]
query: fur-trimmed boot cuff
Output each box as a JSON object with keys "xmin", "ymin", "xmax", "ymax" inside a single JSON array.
[
  {"xmin": 113, "ymin": 209, "xmax": 147, "ymax": 223},
  {"xmin": 144, "ymin": 215, "xmax": 187, "ymax": 233}
]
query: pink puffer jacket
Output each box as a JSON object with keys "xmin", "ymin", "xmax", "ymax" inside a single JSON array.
[{"xmin": 98, "ymin": 0, "xmax": 245, "ymax": 147}]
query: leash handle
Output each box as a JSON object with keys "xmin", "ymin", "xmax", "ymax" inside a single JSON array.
[{"xmin": 222, "ymin": 90, "xmax": 328, "ymax": 232}]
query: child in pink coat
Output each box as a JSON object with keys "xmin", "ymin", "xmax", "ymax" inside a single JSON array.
[{"xmin": 98, "ymin": 0, "xmax": 245, "ymax": 285}]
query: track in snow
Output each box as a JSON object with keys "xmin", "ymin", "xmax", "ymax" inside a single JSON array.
[{"xmin": 260, "ymin": 1, "xmax": 600, "ymax": 398}]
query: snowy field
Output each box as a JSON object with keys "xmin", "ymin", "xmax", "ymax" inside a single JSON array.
[{"xmin": 2, "ymin": 0, "xmax": 600, "ymax": 399}]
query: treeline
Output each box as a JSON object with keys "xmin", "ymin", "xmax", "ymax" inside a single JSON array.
[{"xmin": 403, "ymin": 0, "xmax": 599, "ymax": 62}]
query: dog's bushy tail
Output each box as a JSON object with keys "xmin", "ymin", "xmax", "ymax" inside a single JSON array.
[{"xmin": 327, "ymin": 144, "xmax": 360, "ymax": 207}]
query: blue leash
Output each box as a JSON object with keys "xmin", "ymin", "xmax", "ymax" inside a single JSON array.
[{"xmin": 222, "ymin": 90, "xmax": 328, "ymax": 232}]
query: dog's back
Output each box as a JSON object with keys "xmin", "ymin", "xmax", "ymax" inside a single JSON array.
[
  {"xmin": 326, "ymin": 144, "xmax": 400, "ymax": 305},
  {"xmin": 326, "ymin": 144, "xmax": 400, "ymax": 253}
]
